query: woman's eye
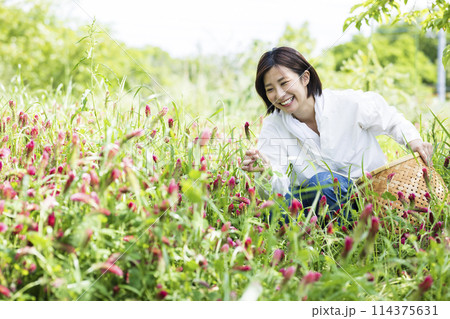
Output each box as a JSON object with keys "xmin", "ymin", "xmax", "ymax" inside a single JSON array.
[
  {"xmin": 281, "ymin": 81, "xmax": 289, "ymax": 86},
  {"xmin": 266, "ymin": 88, "xmax": 273, "ymax": 92}
]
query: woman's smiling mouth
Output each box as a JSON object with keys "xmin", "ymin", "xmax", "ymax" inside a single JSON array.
[{"xmin": 280, "ymin": 96, "xmax": 294, "ymax": 107}]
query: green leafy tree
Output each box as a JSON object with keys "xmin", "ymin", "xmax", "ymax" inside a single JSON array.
[{"xmin": 344, "ymin": 0, "xmax": 450, "ymax": 66}]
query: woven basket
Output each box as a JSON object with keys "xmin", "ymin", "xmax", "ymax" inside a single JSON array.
[{"xmin": 356, "ymin": 152, "xmax": 449, "ymax": 211}]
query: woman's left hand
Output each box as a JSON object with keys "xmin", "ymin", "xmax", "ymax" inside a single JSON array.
[{"xmin": 407, "ymin": 139, "xmax": 433, "ymax": 166}]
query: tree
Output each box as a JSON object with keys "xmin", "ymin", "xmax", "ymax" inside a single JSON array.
[{"xmin": 344, "ymin": 0, "xmax": 450, "ymax": 66}]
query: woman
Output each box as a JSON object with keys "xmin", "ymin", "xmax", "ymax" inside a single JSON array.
[{"xmin": 242, "ymin": 47, "xmax": 433, "ymax": 216}]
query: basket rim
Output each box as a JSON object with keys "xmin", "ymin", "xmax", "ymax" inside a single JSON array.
[{"xmin": 356, "ymin": 152, "xmax": 423, "ymax": 185}]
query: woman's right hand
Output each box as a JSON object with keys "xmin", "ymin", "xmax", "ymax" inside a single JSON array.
[{"xmin": 241, "ymin": 149, "xmax": 270, "ymax": 172}]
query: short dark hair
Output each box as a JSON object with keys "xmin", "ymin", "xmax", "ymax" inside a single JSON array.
[{"xmin": 255, "ymin": 47, "xmax": 322, "ymax": 114}]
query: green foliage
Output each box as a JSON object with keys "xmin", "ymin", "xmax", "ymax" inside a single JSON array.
[{"xmin": 344, "ymin": 0, "xmax": 450, "ymax": 66}]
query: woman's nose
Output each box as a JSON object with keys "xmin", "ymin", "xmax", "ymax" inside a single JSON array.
[{"xmin": 275, "ymin": 87, "xmax": 285, "ymax": 101}]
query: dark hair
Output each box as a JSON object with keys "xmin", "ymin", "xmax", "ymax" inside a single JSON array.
[{"xmin": 255, "ymin": 47, "xmax": 322, "ymax": 114}]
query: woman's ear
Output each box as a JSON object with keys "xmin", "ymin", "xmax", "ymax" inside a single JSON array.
[{"xmin": 301, "ymin": 71, "xmax": 310, "ymax": 86}]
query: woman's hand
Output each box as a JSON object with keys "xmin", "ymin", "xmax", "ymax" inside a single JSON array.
[
  {"xmin": 408, "ymin": 139, "xmax": 433, "ymax": 166},
  {"xmin": 241, "ymin": 149, "xmax": 270, "ymax": 172}
]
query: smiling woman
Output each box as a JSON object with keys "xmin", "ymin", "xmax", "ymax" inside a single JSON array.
[{"xmin": 241, "ymin": 46, "xmax": 433, "ymax": 220}]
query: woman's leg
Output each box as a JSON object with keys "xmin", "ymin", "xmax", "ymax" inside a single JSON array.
[{"xmin": 301, "ymin": 172, "xmax": 352, "ymax": 211}]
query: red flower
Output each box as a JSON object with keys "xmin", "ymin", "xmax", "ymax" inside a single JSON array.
[
  {"xmin": 302, "ymin": 271, "xmax": 322, "ymax": 285},
  {"xmin": 199, "ymin": 128, "xmax": 211, "ymax": 147},
  {"xmin": 369, "ymin": 217, "xmax": 380, "ymax": 239},
  {"xmin": 48, "ymin": 212, "xmax": 55, "ymax": 228},
  {"xmin": 156, "ymin": 290, "xmax": 168, "ymax": 300},
  {"xmin": 272, "ymin": 249, "xmax": 285, "ymax": 265},
  {"xmin": 168, "ymin": 118, "xmax": 174, "ymax": 128},
  {"xmin": 228, "ymin": 176, "xmax": 236, "ymax": 191},
  {"xmin": 418, "ymin": 275, "xmax": 433, "ymax": 293},
  {"xmin": 0, "ymin": 285, "xmax": 10, "ymax": 298},
  {"xmin": 342, "ymin": 236, "xmax": 353, "ymax": 257},
  {"xmin": 0, "ymin": 222, "xmax": 7, "ymax": 233},
  {"xmin": 168, "ymin": 179, "xmax": 178, "ymax": 195},
  {"xmin": 233, "ymin": 265, "xmax": 251, "ymax": 271},
  {"xmin": 289, "ymin": 199, "xmax": 303, "ymax": 216},
  {"xmin": 327, "ymin": 223, "xmax": 333, "ymax": 234},
  {"xmin": 244, "ymin": 122, "xmax": 250, "ymax": 140},
  {"xmin": 145, "ymin": 104, "xmax": 151, "ymax": 117},
  {"xmin": 281, "ymin": 266, "xmax": 296, "ymax": 281},
  {"xmin": 360, "ymin": 204, "xmax": 373, "ymax": 224}
]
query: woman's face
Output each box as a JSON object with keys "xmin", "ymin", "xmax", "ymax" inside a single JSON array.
[{"xmin": 263, "ymin": 65, "xmax": 312, "ymax": 119}]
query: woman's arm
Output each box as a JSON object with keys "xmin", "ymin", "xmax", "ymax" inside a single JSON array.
[{"xmin": 356, "ymin": 91, "xmax": 432, "ymax": 165}]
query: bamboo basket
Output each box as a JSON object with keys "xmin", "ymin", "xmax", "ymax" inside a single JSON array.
[{"xmin": 356, "ymin": 152, "xmax": 449, "ymax": 211}]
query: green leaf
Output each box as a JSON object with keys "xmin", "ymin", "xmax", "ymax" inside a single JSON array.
[{"xmin": 382, "ymin": 191, "xmax": 397, "ymax": 201}]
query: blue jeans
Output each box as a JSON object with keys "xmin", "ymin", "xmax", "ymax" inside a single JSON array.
[{"xmin": 273, "ymin": 172, "xmax": 354, "ymax": 225}]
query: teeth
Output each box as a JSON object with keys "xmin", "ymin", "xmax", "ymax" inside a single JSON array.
[{"xmin": 280, "ymin": 97, "xmax": 293, "ymax": 106}]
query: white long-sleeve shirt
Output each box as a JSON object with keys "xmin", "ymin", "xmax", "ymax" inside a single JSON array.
[{"xmin": 256, "ymin": 89, "xmax": 422, "ymax": 195}]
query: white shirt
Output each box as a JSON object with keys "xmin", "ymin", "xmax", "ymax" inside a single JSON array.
[{"xmin": 256, "ymin": 89, "xmax": 422, "ymax": 195}]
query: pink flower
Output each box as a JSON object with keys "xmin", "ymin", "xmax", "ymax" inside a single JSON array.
[
  {"xmin": 27, "ymin": 165, "xmax": 36, "ymax": 176},
  {"xmin": 145, "ymin": 104, "xmax": 151, "ymax": 117},
  {"xmin": 220, "ymin": 244, "xmax": 229, "ymax": 253},
  {"xmin": 260, "ymin": 200, "xmax": 274, "ymax": 209},
  {"xmin": 319, "ymin": 195, "xmax": 327, "ymax": 208},
  {"xmin": 168, "ymin": 118, "xmax": 174, "ymax": 128},
  {"xmin": 360, "ymin": 204, "xmax": 373, "ymax": 224},
  {"xmin": 444, "ymin": 156, "xmax": 449, "ymax": 168},
  {"xmin": 281, "ymin": 266, "xmax": 296, "ymax": 281},
  {"xmin": 25, "ymin": 140, "xmax": 35, "ymax": 157},
  {"xmin": 397, "ymin": 191, "xmax": 407, "ymax": 205},
  {"xmin": 233, "ymin": 265, "xmax": 251, "ymax": 271},
  {"xmin": 418, "ymin": 275, "xmax": 433, "ymax": 293},
  {"xmin": 272, "ymin": 249, "xmax": 285, "ymax": 265},
  {"xmin": 422, "ymin": 167, "xmax": 430, "ymax": 186},
  {"xmin": 63, "ymin": 171, "xmax": 76, "ymax": 193},
  {"xmin": 228, "ymin": 176, "xmax": 236, "ymax": 191},
  {"xmin": 289, "ymin": 198, "xmax": 303, "ymax": 216},
  {"xmin": 342, "ymin": 236, "xmax": 353, "ymax": 257},
  {"xmin": 8, "ymin": 100, "xmax": 15, "ymax": 108},
  {"xmin": 387, "ymin": 172, "xmax": 396, "ymax": 183},
  {"xmin": 199, "ymin": 128, "xmax": 212, "ymax": 147},
  {"xmin": 366, "ymin": 272, "xmax": 375, "ymax": 282},
  {"xmin": 111, "ymin": 168, "xmax": 122, "ymax": 181},
  {"xmin": 156, "ymin": 290, "xmax": 168, "ymax": 300},
  {"xmin": 365, "ymin": 171, "xmax": 373, "ymax": 179},
  {"xmin": 0, "ymin": 222, "xmax": 7, "ymax": 233},
  {"xmin": 310, "ymin": 215, "xmax": 318, "ymax": 224},
  {"xmin": 244, "ymin": 122, "xmax": 250, "ymax": 140},
  {"xmin": 221, "ymin": 221, "xmax": 231, "ymax": 232},
  {"xmin": 101, "ymin": 263, "xmax": 123, "ymax": 277},
  {"xmin": 168, "ymin": 179, "xmax": 178, "ymax": 195},
  {"xmin": 125, "ymin": 129, "xmax": 144, "ymax": 140},
  {"xmin": 70, "ymin": 193, "xmax": 93, "ymax": 205},
  {"xmin": 48, "ymin": 212, "xmax": 55, "ymax": 228},
  {"xmin": 244, "ymin": 237, "xmax": 252, "ymax": 249},
  {"xmin": 0, "ymin": 285, "xmax": 11, "ymax": 298},
  {"xmin": 0, "ymin": 147, "xmax": 11, "ymax": 158},
  {"xmin": 327, "ymin": 224, "xmax": 333, "ymax": 234},
  {"xmin": 369, "ymin": 217, "xmax": 380, "ymax": 239},
  {"xmin": 424, "ymin": 192, "xmax": 431, "ymax": 202},
  {"xmin": 302, "ymin": 271, "xmax": 322, "ymax": 285},
  {"xmin": 158, "ymin": 107, "xmax": 168, "ymax": 117},
  {"xmin": 152, "ymin": 155, "xmax": 158, "ymax": 163}
]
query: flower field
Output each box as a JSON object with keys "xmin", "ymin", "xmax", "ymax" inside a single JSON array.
[{"xmin": 0, "ymin": 81, "xmax": 449, "ymax": 301}]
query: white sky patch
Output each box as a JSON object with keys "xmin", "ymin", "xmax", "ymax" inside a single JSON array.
[{"xmin": 56, "ymin": 0, "xmax": 430, "ymax": 58}]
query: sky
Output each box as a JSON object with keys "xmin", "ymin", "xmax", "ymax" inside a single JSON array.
[{"xmin": 59, "ymin": 0, "xmax": 375, "ymax": 58}]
